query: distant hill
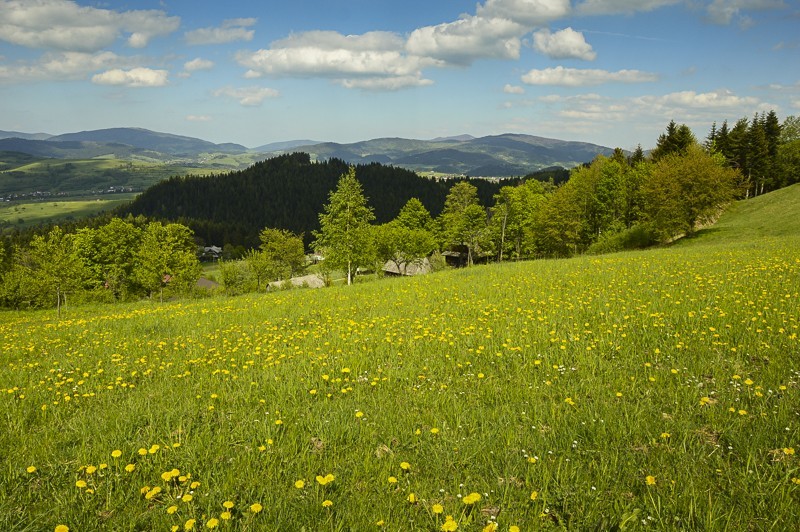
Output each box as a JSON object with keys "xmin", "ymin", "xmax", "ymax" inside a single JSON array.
[
  {"xmin": 0, "ymin": 130, "xmax": 52, "ymax": 141},
  {"xmin": 252, "ymin": 140, "xmax": 324, "ymax": 152},
  {"xmin": 49, "ymin": 128, "xmax": 247, "ymax": 156},
  {"xmin": 263, "ymin": 133, "xmax": 615, "ymax": 176},
  {"xmin": 122, "ymin": 152, "xmax": 515, "ymax": 248}
]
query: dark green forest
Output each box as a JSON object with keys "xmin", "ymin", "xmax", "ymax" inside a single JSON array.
[{"xmin": 122, "ymin": 153, "xmax": 518, "ymax": 248}]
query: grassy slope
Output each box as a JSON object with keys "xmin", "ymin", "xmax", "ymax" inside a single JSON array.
[
  {"xmin": 1, "ymin": 188, "xmax": 799, "ymax": 531},
  {"xmin": 0, "ymin": 195, "xmax": 137, "ymax": 228}
]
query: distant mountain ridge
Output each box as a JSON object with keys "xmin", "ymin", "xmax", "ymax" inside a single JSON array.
[{"xmin": 0, "ymin": 126, "xmax": 616, "ymax": 177}]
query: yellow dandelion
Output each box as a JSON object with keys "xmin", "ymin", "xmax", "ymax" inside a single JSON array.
[
  {"xmin": 462, "ymin": 492, "xmax": 481, "ymax": 505},
  {"xmin": 510, "ymin": 527, "xmax": 520, "ymax": 532},
  {"xmin": 295, "ymin": 479, "xmax": 305, "ymax": 489},
  {"xmin": 26, "ymin": 466, "xmax": 36, "ymax": 474},
  {"xmin": 432, "ymin": 503, "xmax": 444, "ymax": 514},
  {"xmin": 784, "ymin": 448, "xmax": 795, "ymax": 455},
  {"xmin": 250, "ymin": 502, "xmax": 263, "ymax": 513},
  {"xmin": 274, "ymin": 419, "xmax": 283, "ymax": 425},
  {"xmin": 431, "ymin": 428, "xmax": 440, "ymax": 434},
  {"xmin": 206, "ymin": 518, "xmax": 219, "ymax": 528},
  {"xmin": 220, "ymin": 511, "xmax": 231, "ymax": 520},
  {"xmin": 111, "ymin": 450, "xmax": 122, "ymax": 458},
  {"xmin": 482, "ymin": 523, "xmax": 498, "ymax": 532},
  {"xmin": 646, "ymin": 475, "xmax": 656, "ymax": 486},
  {"xmin": 184, "ymin": 518, "xmax": 196, "ymax": 530},
  {"xmin": 408, "ymin": 493, "xmax": 417, "ymax": 503},
  {"xmin": 137, "ymin": 448, "xmax": 147, "ymax": 456},
  {"xmin": 388, "ymin": 476, "xmax": 398, "ymax": 484},
  {"xmin": 182, "ymin": 494, "xmax": 193, "ymax": 503},
  {"xmin": 125, "ymin": 464, "xmax": 135, "ymax": 473},
  {"xmin": 149, "ymin": 445, "xmax": 160, "ymax": 454},
  {"xmin": 75, "ymin": 480, "xmax": 87, "ymax": 489},
  {"xmin": 530, "ymin": 491, "xmax": 538, "ymax": 501},
  {"xmin": 190, "ymin": 481, "xmax": 201, "ymax": 489},
  {"xmin": 400, "ymin": 462, "xmax": 411, "ymax": 471},
  {"xmin": 54, "ymin": 526, "xmax": 69, "ymax": 532},
  {"xmin": 85, "ymin": 465, "xmax": 97, "ymax": 474},
  {"xmin": 167, "ymin": 505, "xmax": 178, "ymax": 514},
  {"xmin": 322, "ymin": 499, "xmax": 333, "ymax": 507},
  {"xmin": 441, "ymin": 516, "xmax": 458, "ymax": 531},
  {"xmin": 355, "ymin": 411, "xmax": 364, "ymax": 418},
  {"xmin": 223, "ymin": 500, "xmax": 234, "ymax": 509}
]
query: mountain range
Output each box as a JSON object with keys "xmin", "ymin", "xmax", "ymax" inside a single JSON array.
[{"xmin": 1, "ymin": 127, "xmax": 615, "ymax": 177}]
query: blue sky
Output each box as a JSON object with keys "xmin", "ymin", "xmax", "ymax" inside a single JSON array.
[{"xmin": 1, "ymin": 0, "xmax": 798, "ymax": 150}]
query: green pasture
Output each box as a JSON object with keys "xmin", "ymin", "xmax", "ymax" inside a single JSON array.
[
  {"xmin": 0, "ymin": 195, "xmax": 137, "ymax": 228},
  {"xmin": 1, "ymin": 187, "xmax": 799, "ymax": 531}
]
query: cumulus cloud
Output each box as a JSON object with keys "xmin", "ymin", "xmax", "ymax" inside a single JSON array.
[
  {"xmin": 533, "ymin": 28, "xmax": 596, "ymax": 60},
  {"xmin": 521, "ymin": 66, "xmax": 658, "ymax": 86},
  {"xmin": 0, "ymin": 50, "xmax": 137, "ymax": 83},
  {"xmin": 186, "ymin": 115, "xmax": 211, "ymax": 122},
  {"xmin": 184, "ymin": 58, "xmax": 214, "ymax": 72},
  {"xmin": 635, "ymin": 89, "xmax": 761, "ymax": 109},
  {"xmin": 406, "ymin": 15, "xmax": 525, "ymax": 65},
  {"xmin": 0, "ymin": 0, "xmax": 179, "ymax": 52},
  {"xmin": 575, "ymin": 0, "xmax": 682, "ymax": 15},
  {"xmin": 504, "ymin": 84, "xmax": 525, "ymax": 94},
  {"xmin": 185, "ymin": 17, "xmax": 256, "ymax": 45},
  {"xmin": 212, "ymin": 86, "xmax": 279, "ymax": 106},
  {"xmin": 91, "ymin": 67, "xmax": 169, "ymax": 87},
  {"xmin": 236, "ymin": 30, "xmax": 435, "ymax": 89},
  {"xmin": 706, "ymin": 0, "xmax": 786, "ymax": 25},
  {"xmin": 477, "ymin": 0, "xmax": 572, "ymax": 26}
]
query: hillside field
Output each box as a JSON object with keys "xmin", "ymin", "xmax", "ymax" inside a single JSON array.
[
  {"xmin": 0, "ymin": 195, "xmax": 137, "ymax": 228},
  {"xmin": 1, "ymin": 186, "xmax": 799, "ymax": 530}
]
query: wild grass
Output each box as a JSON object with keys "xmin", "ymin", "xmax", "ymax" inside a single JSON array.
[{"xmin": 1, "ymin": 188, "xmax": 799, "ymax": 531}]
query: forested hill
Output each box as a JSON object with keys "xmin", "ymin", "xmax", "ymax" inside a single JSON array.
[{"xmin": 122, "ymin": 153, "xmax": 514, "ymax": 248}]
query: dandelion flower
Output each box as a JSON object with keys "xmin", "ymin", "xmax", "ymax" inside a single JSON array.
[
  {"xmin": 388, "ymin": 476, "xmax": 398, "ymax": 484},
  {"xmin": 646, "ymin": 475, "xmax": 656, "ymax": 486},
  {"xmin": 125, "ymin": 464, "xmax": 135, "ymax": 473},
  {"xmin": 250, "ymin": 502, "xmax": 263, "ymax": 513},
  {"xmin": 441, "ymin": 516, "xmax": 458, "ymax": 531},
  {"xmin": 184, "ymin": 518, "xmax": 196, "ymax": 530},
  {"xmin": 55, "ymin": 526, "xmax": 69, "ymax": 532},
  {"xmin": 75, "ymin": 480, "xmax": 87, "ymax": 489},
  {"xmin": 510, "ymin": 527, "xmax": 520, "ymax": 532},
  {"xmin": 431, "ymin": 428, "xmax": 440, "ymax": 434},
  {"xmin": 26, "ymin": 466, "xmax": 36, "ymax": 474},
  {"xmin": 206, "ymin": 518, "xmax": 219, "ymax": 528},
  {"xmin": 482, "ymin": 523, "xmax": 498, "ymax": 532},
  {"xmin": 85, "ymin": 465, "xmax": 97, "ymax": 474},
  {"xmin": 137, "ymin": 448, "xmax": 147, "ymax": 456},
  {"xmin": 530, "ymin": 491, "xmax": 538, "ymax": 501},
  {"xmin": 182, "ymin": 494, "xmax": 193, "ymax": 502},
  {"xmin": 223, "ymin": 500, "xmax": 234, "ymax": 509},
  {"xmin": 295, "ymin": 479, "xmax": 305, "ymax": 489},
  {"xmin": 400, "ymin": 462, "xmax": 411, "ymax": 471},
  {"xmin": 322, "ymin": 499, "xmax": 333, "ymax": 507},
  {"xmin": 220, "ymin": 511, "xmax": 231, "ymax": 520},
  {"xmin": 167, "ymin": 505, "xmax": 178, "ymax": 514},
  {"xmin": 408, "ymin": 493, "xmax": 417, "ymax": 503},
  {"xmin": 462, "ymin": 492, "xmax": 481, "ymax": 505},
  {"xmin": 784, "ymin": 448, "xmax": 795, "ymax": 455},
  {"xmin": 111, "ymin": 450, "xmax": 122, "ymax": 458},
  {"xmin": 432, "ymin": 503, "xmax": 444, "ymax": 514}
]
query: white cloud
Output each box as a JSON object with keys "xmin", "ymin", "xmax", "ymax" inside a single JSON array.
[
  {"xmin": 0, "ymin": 0, "xmax": 179, "ymax": 52},
  {"xmin": 91, "ymin": 67, "xmax": 169, "ymax": 87},
  {"xmin": 212, "ymin": 86, "xmax": 279, "ymax": 106},
  {"xmin": 477, "ymin": 0, "xmax": 572, "ymax": 26},
  {"xmin": 706, "ymin": 0, "xmax": 786, "ymax": 25},
  {"xmin": 504, "ymin": 84, "xmax": 525, "ymax": 94},
  {"xmin": 406, "ymin": 15, "xmax": 525, "ymax": 65},
  {"xmin": 339, "ymin": 76, "xmax": 434, "ymax": 91},
  {"xmin": 184, "ymin": 58, "xmax": 214, "ymax": 72},
  {"xmin": 522, "ymin": 66, "xmax": 658, "ymax": 86},
  {"xmin": 186, "ymin": 115, "xmax": 211, "ymax": 122},
  {"xmin": 575, "ymin": 0, "xmax": 682, "ymax": 15},
  {"xmin": 635, "ymin": 89, "xmax": 761, "ymax": 109},
  {"xmin": 237, "ymin": 31, "xmax": 435, "ymax": 89},
  {"xmin": 0, "ymin": 50, "xmax": 137, "ymax": 83},
  {"xmin": 533, "ymin": 28, "xmax": 596, "ymax": 60},
  {"xmin": 185, "ymin": 18, "xmax": 256, "ymax": 45}
]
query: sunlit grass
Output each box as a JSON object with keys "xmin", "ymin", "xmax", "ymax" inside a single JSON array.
[{"xmin": 2, "ymin": 192, "xmax": 800, "ymax": 530}]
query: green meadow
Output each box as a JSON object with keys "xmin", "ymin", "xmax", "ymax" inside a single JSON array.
[
  {"xmin": 1, "ymin": 186, "xmax": 799, "ymax": 531},
  {"xmin": 0, "ymin": 195, "xmax": 137, "ymax": 228}
]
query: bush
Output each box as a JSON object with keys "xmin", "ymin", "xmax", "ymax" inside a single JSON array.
[{"xmin": 587, "ymin": 225, "xmax": 657, "ymax": 255}]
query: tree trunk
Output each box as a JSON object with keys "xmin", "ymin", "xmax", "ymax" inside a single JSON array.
[{"xmin": 347, "ymin": 261, "xmax": 352, "ymax": 286}]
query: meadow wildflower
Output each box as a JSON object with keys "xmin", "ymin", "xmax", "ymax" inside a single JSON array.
[
  {"xmin": 316, "ymin": 473, "xmax": 335, "ymax": 485},
  {"xmin": 125, "ymin": 464, "xmax": 135, "ymax": 473},
  {"xmin": 463, "ymin": 492, "xmax": 481, "ymax": 504},
  {"xmin": 432, "ymin": 503, "xmax": 444, "ymax": 514},
  {"xmin": 206, "ymin": 518, "xmax": 219, "ymax": 528},
  {"xmin": 322, "ymin": 499, "xmax": 333, "ymax": 508},
  {"xmin": 75, "ymin": 480, "xmax": 87, "ymax": 489},
  {"xmin": 295, "ymin": 479, "xmax": 305, "ymax": 489},
  {"xmin": 184, "ymin": 518, "xmax": 196, "ymax": 530},
  {"xmin": 111, "ymin": 450, "xmax": 122, "ymax": 458},
  {"xmin": 441, "ymin": 515, "xmax": 458, "ymax": 531},
  {"xmin": 249, "ymin": 502, "xmax": 263, "ymax": 513},
  {"xmin": 400, "ymin": 462, "xmax": 411, "ymax": 471},
  {"xmin": 55, "ymin": 526, "xmax": 69, "ymax": 532},
  {"xmin": 646, "ymin": 476, "xmax": 656, "ymax": 486},
  {"xmin": 408, "ymin": 493, "xmax": 417, "ymax": 503},
  {"xmin": 26, "ymin": 466, "xmax": 36, "ymax": 474},
  {"xmin": 530, "ymin": 491, "xmax": 538, "ymax": 501}
]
